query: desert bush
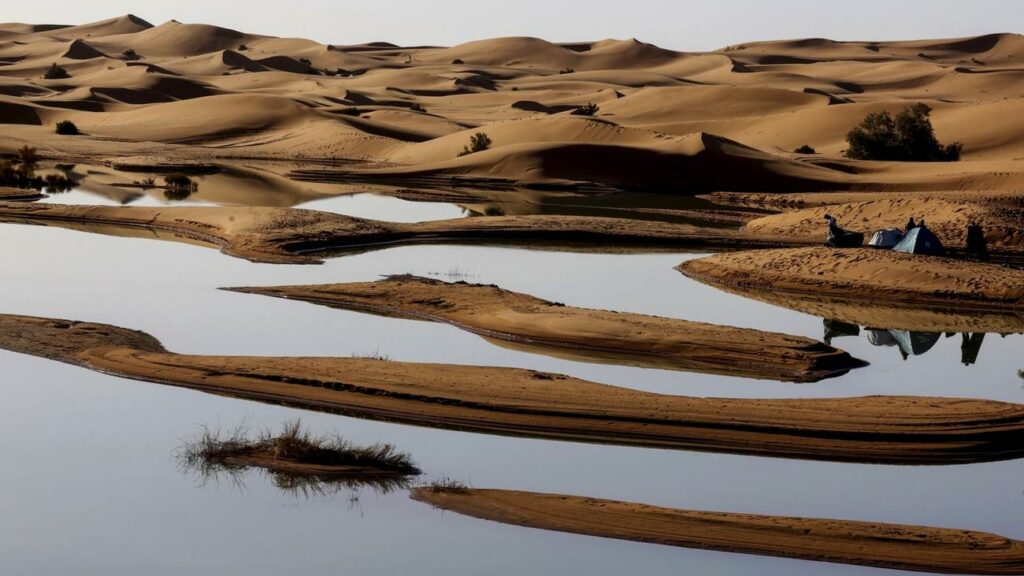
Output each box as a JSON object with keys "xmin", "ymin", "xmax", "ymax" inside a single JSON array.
[
  {"xmin": 421, "ymin": 478, "xmax": 471, "ymax": 494},
  {"xmin": 559, "ymin": 67, "xmax": 575, "ymax": 74},
  {"xmin": 237, "ymin": 44, "xmax": 248, "ymax": 51},
  {"xmin": 794, "ymin": 144, "xmax": 816, "ymax": 154},
  {"xmin": 409, "ymin": 103, "xmax": 426, "ymax": 113},
  {"xmin": 571, "ymin": 103, "xmax": 599, "ymax": 116},
  {"xmin": 845, "ymin": 103, "xmax": 962, "ymax": 161},
  {"xmin": 451, "ymin": 58, "xmax": 464, "ymax": 65},
  {"xmin": 458, "ymin": 132, "xmax": 492, "ymax": 156},
  {"xmin": 298, "ymin": 57, "xmax": 312, "ymax": 66},
  {"xmin": 484, "ymin": 205, "xmax": 506, "ymax": 216},
  {"xmin": 122, "ymin": 49, "xmax": 141, "ymax": 60},
  {"xmin": 43, "ymin": 63, "xmax": 69, "ymax": 80},
  {"xmin": 55, "ymin": 120, "xmax": 79, "ymax": 135}
]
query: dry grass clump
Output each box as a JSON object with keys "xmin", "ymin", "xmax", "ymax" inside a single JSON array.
[
  {"xmin": 178, "ymin": 420, "xmax": 420, "ymax": 475},
  {"xmin": 420, "ymin": 477, "xmax": 471, "ymax": 495}
]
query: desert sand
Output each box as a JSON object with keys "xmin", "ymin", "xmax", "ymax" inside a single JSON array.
[
  {"xmin": 227, "ymin": 275, "xmax": 865, "ymax": 381},
  {"xmin": 0, "ymin": 202, "xmax": 805, "ymax": 264},
  {"xmin": 4, "ymin": 313, "xmax": 1024, "ymax": 464},
  {"xmin": 1, "ymin": 16, "xmax": 1022, "ymax": 196},
  {"xmin": 412, "ymin": 488, "xmax": 1024, "ymax": 575},
  {"xmin": 679, "ymin": 248, "xmax": 1024, "ymax": 311}
]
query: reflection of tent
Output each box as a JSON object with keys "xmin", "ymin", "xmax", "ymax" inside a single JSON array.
[
  {"xmin": 889, "ymin": 330, "xmax": 941, "ymax": 356},
  {"xmin": 868, "ymin": 228, "xmax": 904, "ymax": 248},
  {"xmin": 823, "ymin": 318, "xmax": 859, "ymax": 344},
  {"xmin": 866, "ymin": 329, "xmax": 941, "ymax": 358},
  {"xmin": 893, "ymin": 227, "xmax": 944, "ymax": 256},
  {"xmin": 867, "ymin": 329, "xmax": 898, "ymax": 347},
  {"xmin": 961, "ymin": 332, "xmax": 986, "ymax": 365}
]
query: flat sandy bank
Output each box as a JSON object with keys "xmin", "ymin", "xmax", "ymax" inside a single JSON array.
[
  {"xmin": 679, "ymin": 248, "xmax": 1024, "ymax": 312},
  {"xmin": 0, "ymin": 202, "xmax": 806, "ymax": 264},
  {"xmin": 228, "ymin": 275, "xmax": 865, "ymax": 382},
  {"xmin": 4, "ymin": 313, "xmax": 1024, "ymax": 464},
  {"xmin": 412, "ymin": 488, "xmax": 1024, "ymax": 575}
]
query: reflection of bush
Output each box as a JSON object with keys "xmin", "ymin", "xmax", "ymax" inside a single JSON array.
[{"xmin": 175, "ymin": 420, "xmax": 420, "ymax": 499}]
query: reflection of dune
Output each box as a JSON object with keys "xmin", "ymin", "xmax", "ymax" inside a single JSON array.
[
  {"xmin": 5, "ymin": 313, "xmax": 1024, "ymax": 464},
  {"xmin": 413, "ymin": 488, "xmax": 1024, "ymax": 575},
  {"xmin": 695, "ymin": 279, "xmax": 1024, "ymax": 334}
]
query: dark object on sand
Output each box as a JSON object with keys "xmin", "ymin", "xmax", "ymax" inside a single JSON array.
[
  {"xmin": 824, "ymin": 214, "xmax": 864, "ymax": 248},
  {"xmin": 893, "ymin": 225, "xmax": 944, "ymax": 256},
  {"xmin": 966, "ymin": 222, "xmax": 989, "ymax": 262}
]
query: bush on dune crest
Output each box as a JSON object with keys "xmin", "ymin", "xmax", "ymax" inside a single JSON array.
[
  {"xmin": 458, "ymin": 132, "xmax": 492, "ymax": 157},
  {"xmin": 55, "ymin": 120, "xmax": 79, "ymax": 135},
  {"xmin": 571, "ymin": 103, "xmax": 599, "ymax": 116},
  {"xmin": 845, "ymin": 103, "xmax": 962, "ymax": 162}
]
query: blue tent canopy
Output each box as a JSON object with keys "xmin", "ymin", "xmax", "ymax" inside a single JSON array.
[{"xmin": 893, "ymin": 226, "xmax": 944, "ymax": 256}]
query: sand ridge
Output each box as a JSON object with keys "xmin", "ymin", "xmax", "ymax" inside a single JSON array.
[
  {"xmin": 412, "ymin": 488, "xmax": 1024, "ymax": 575},
  {"xmin": 227, "ymin": 275, "xmax": 865, "ymax": 382},
  {"xmin": 4, "ymin": 313, "xmax": 1024, "ymax": 464}
]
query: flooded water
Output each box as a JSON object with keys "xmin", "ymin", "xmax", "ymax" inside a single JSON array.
[{"xmin": 2, "ymin": 192, "xmax": 1023, "ymax": 575}]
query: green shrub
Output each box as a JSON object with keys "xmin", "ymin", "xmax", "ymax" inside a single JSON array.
[
  {"xmin": 571, "ymin": 103, "xmax": 599, "ymax": 116},
  {"xmin": 794, "ymin": 144, "xmax": 816, "ymax": 154},
  {"xmin": 845, "ymin": 103, "xmax": 962, "ymax": 161},
  {"xmin": 55, "ymin": 120, "xmax": 79, "ymax": 135},
  {"xmin": 43, "ymin": 63, "xmax": 69, "ymax": 80},
  {"xmin": 458, "ymin": 132, "xmax": 492, "ymax": 156}
]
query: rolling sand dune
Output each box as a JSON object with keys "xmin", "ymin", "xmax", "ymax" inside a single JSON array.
[
  {"xmin": 679, "ymin": 248, "xmax": 1024, "ymax": 311},
  {"xmin": 226, "ymin": 275, "xmax": 865, "ymax": 382},
  {"xmin": 0, "ymin": 202, "xmax": 810, "ymax": 264},
  {"xmin": 1, "ymin": 16, "xmax": 1022, "ymax": 191},
  {"xmin": 413, "ymin": 489, "xmax": 1024, "ymax": 575},
  {"xmin": 5, "ymin": 313, "xmax": 1024, "ymax": 464}
]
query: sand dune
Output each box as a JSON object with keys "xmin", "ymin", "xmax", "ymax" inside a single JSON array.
[
  {"xmin": 1, "ymin": 16, "xmax": 1021, "ymax": 190},
  {"xmin": 413, "ymin": 488, "xmax": 1024, "ymax": 575},
  {"xmin": 226, "ymin": 275, "xmax": 865, "ymax": 382},
  {"xmin": 5, "ymin": 313, "xmax": 1024, "ymax": 464}
]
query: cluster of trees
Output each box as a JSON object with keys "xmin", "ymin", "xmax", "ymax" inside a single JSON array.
[{"xmin": 844, "ymin": 103, "xmax": 962, "ymax": 162}]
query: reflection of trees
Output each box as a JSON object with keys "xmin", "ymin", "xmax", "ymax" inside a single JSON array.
[{"xmin": 823, "ymin": 319, "xmax": 987, "ymax": 365}]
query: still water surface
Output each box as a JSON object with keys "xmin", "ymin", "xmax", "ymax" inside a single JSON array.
[{"xmin": 2, "ymin": 194, "xmax": 1023, "ymax": 575}]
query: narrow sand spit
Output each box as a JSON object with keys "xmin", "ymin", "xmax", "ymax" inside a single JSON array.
[
  {"xmin": 227, "ymin": 275, "xmax": 865, "ymax": 382},
  {"xmin": 0, "ymin": 202, "xmax": 807, "ymax": 264},
  {"xmin": 411, "ymin": 488, "xmax": 1024, "ymax": 575},
  {"xmin": 0, "ymin": 186, "xmax": 44, "ymax": 201},
  {"xmin": 5, "ymin": 313, "xmax": 1024, "ymax": 464},
  {"xmin": 679, "ymin": 248, "xmax": 1024, "ymax": 312}
]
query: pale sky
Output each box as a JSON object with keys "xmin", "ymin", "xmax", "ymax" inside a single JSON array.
[{"xmin": 5, "ymin": 0, "xmax": 1022, "ymax": 51}]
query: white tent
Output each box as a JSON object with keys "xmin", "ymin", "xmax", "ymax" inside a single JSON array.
[{"xmin": 868, "ymin": 228, "xmax": 904, "ymax": 249}]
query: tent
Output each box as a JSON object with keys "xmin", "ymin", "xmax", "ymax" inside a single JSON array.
[
  {"xmin": 893, "ymin": 226, "xmax": 944, "ymax": 256},
  {"xmin": 868, "ymin": 228, "xmax": 904, "ymax": 248}
]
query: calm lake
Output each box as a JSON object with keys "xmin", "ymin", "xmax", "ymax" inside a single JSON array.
[{"xmin": 3, "ymin": 189, "xmax": 1023, "ymax": 575}]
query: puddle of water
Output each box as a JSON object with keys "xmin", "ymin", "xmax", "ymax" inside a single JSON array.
[
  {"xmin": 294, "ymin": 193, "xmax": 467, "ymax": 222},
  {"xmin": 1, "ymin": 223, "xmax": 1023, "ymax": 575}
]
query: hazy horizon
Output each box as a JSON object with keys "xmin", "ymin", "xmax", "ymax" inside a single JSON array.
[{"xmin": 4, "ymin": 0, "xmax": 1022, "ymax": 51}]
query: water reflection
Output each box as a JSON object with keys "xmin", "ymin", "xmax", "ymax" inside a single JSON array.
[{"xmin": 824, "ymin": 318, "xmax": 989, "ymax": 364}]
